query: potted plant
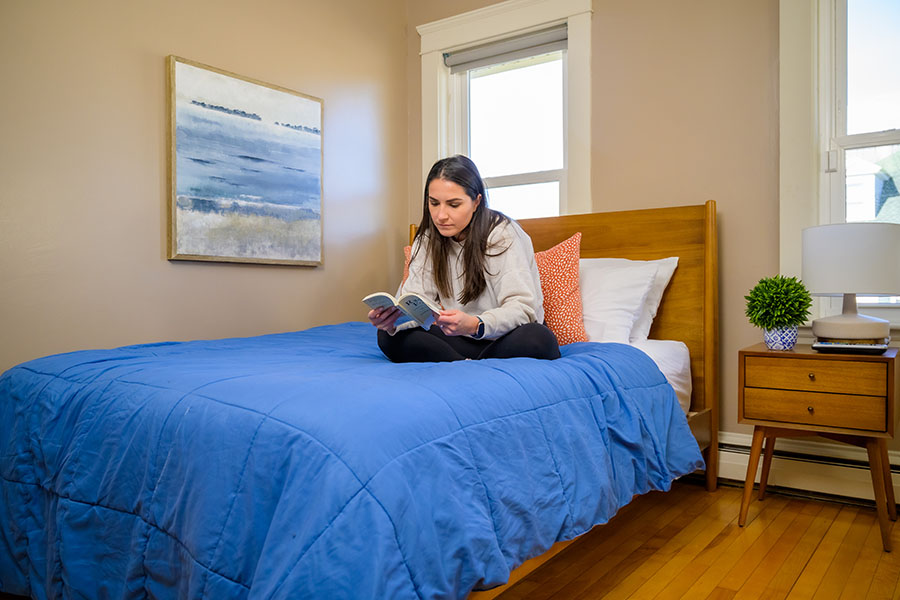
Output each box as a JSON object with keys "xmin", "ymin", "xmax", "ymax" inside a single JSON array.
[{"xmin": 745, "ymin": 275, "xmax": 812, "ymax": 350}]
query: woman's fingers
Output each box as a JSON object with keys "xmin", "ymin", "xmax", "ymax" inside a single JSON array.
[
  {"xmin": 435, "ymin": 309, "xmax": 473, "ymax": 336},
  {"xmin": 369, "ymin": 306, "xmax": 401, "ymax": 331}
]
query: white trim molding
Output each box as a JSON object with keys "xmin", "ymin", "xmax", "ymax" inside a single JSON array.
[
  {"xmin": 417, "ymin": 0, "xmax": 592, "ymax": 215},
  {"xmin": 718, "ymin": 431, "xmax": 900, "ymax": 503}
]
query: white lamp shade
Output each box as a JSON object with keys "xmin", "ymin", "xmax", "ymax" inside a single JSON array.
[{"xmin": 802, "ymin": 222, "xmax": 900, "ymax": 297}]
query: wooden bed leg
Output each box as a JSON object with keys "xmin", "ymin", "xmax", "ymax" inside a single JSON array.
[{"xmin": 705, "ymin": 442, "xmax": 718, "ymax": 492}]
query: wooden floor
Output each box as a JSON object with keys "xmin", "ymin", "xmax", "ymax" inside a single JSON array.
[{"xmin": 495, "ymin": 478, "xmax": 900, "ymax": 600}]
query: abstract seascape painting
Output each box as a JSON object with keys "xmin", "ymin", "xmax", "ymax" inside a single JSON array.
[{"xmin": 167, "ymin": 56, "xmax": 323, "ymax": 265}]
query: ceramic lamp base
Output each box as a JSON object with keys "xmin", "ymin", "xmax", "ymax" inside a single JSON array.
[{"xmin": 811, "ymin": 293, "xmax": 890, "ymax": 340}]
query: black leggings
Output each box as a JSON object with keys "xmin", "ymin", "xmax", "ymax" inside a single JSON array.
[{"xmin": 377, "ymin": 322, "xmax": 560, "ymax": 363}]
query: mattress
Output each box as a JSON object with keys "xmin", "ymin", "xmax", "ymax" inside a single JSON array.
[{"xmin": 629, "ymin": 339, "xmax": 692, "ymax": 414}]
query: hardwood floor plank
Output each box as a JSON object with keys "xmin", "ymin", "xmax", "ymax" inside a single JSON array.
[
  {"xmin": 785, "ymin": 505, "xmax": 859, "ymax": 600},
  {"xmin": 840, "ymin": 519, "xmax": 886, "ymax": 599},
  {"xmin": 812, "ymin": 509, "xmax": 873, "ymax": 599},
  {"xmin": 868, "ymin": 520, "xmax": 900, "ymax": 599},
  {"xmin": 679, "ymin": 493, "xmax": 793, "ymax": 598},
  {"xmin": 867, "ymin": 518, "xmax": 900, "ymax": 599},
  {"xmin": 869, "ymin": 541, "xmax": 900, "ymax": 600},
  {"xmin": 605, "ymin": 490, "xmax": 743, "ymax": 600},
  {"xmin": 732, "ymin": 500, "xmax": 824, "ymax": 599},
  {"xmin": 757, "ymin": 503, "xmax": 840, "ymax": 600},
  {"xmin": 713, "ymin": 498, "xmax": 807, "ymax": 592},
  {"xmin": 651, "ymin": 522, "xmax": 747, "ymax": 600},
  {"xmin": 705, "ymin": 587, "xmax": 738, "ymax": 600}
]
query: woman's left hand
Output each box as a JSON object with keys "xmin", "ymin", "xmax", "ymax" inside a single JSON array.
[{"xmin": 435, "ymin": 310, "xmax": 480, "ymax": 337}]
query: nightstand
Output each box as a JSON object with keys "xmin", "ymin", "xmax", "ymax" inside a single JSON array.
[{"xmin": 738, "ymin": 343, "xmax": 900, "ymax": 551}]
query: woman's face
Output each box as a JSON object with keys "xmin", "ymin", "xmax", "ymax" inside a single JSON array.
[{"xmin": 428, "ymin": 178, "xmax": 481, "ymax": 240}]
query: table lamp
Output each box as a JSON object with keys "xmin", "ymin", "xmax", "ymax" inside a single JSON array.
[{"xmin": 801, "ymin": 222, "xmax": 900, "ymax": 343}]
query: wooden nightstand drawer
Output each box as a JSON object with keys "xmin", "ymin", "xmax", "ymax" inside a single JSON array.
[
  {"xmin": 744, "ymin": 356, "xmax": 886, "ymax": 396},
  {"xmin": 743, "ymin": 387, "xmax": 887, "ymax": 432}
]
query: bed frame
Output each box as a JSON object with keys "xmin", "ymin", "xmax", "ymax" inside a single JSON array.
[
  {"xmin": 414, "ymin": 200, "xmax": 719, "ymax": 598},
  {"xmin": 516, "ymin": 201, "xmax": 719, "ymax": 484}
]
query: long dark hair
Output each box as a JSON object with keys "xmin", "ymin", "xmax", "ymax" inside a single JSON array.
[{"xmin": 414, "ymin": 155, "xmax": 508, "ymax": 304}]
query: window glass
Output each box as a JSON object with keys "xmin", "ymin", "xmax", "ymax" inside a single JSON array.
[
  {"xmin": 468, "ymin": 52, "xmax": 564, "ymax": 179},
  {"xmin": 846, "ymin": 0, "xmax": 900, "ymax": 135},
  {"xmin": 845, "ymin": 144, "xmax": 900, "ymax": 223},
  {"xmin": 843, "ymin": 2, "xmax": 900, "ymax": 307},
  {"xmin": 487, "ymin": 182, "xmax": 559, "ymax": 219},
  {"xmin": 846, "ymin": 144, "xmax": 900, "ymax": 305}
]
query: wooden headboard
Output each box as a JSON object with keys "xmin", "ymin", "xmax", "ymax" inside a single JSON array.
[{"xmin": 518, "ymin": 202, "xmax": 717, "ymax": 409}]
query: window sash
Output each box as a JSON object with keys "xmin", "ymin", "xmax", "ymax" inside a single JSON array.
[
  {"xmin": 456, "ymin": 50, "xmax": 567, "ymax": 217},
  {"xmin": 454, "ymin": 43, "xmax": 568, "ymax": 216}
]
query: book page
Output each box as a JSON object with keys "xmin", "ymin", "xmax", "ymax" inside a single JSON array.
[
  {"xmin": 362, "ymin": 292, "xmax": 413, "ymax": 326},
  {"xmin": 362, "ymin": 292, "xmax": 397, "ymax": 311},
  {"xmin": 398, "ymin": 295, "xmax": 438, "ymax": 329}
]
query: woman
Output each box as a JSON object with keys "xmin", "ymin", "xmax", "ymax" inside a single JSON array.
[{"xmin": 369, "ymin": 155, "xmax": 560, "ymax": 362}]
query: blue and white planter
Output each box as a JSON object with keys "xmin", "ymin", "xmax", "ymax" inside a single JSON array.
[{"xmin": 763, "ymin": 325, "xmax": 799, "ymax": 351}]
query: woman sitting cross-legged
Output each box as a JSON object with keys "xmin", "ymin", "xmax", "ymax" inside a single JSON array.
[{"xmin": 368, "ymin": 154, "xmax": 560, "ymax": 363}]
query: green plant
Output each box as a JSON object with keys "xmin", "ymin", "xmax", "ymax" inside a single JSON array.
[{"xmin": 745, "ymin": 275, "xmax": 812, "ymax": 329}]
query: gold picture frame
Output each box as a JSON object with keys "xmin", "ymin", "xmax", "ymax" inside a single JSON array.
[{"xmin": 167, "ymin": 56, "xmax": 323, "ymax": 266}]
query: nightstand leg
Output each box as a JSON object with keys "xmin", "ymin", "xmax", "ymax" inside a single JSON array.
[
  {"xmin": 758, "ymin": 435, "xmax": 776, "ymax": 500},
  {"xmin": 739, "ymin": 427, "xmax": 765, "ymax": 527},
  {"xmin": 879, "ymin": 438, "xmax": 897, "ymax": 521},
  {"xmin": 866, "ymin": 438, "xmax": 892, "ymax": 551}
]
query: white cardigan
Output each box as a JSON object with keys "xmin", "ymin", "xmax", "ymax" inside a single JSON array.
[{"xmin": 397, "ymin": 219, "xmax": 544, "ymax": 340}]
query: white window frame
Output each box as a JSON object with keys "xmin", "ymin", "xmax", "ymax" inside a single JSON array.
[
  {"xmin": 780, "ymin": 0, "xmax": 900, "ymax": 325},
  {"xmin": 417, "ymin": 0, "xmax": 592, "ymax": 215}
]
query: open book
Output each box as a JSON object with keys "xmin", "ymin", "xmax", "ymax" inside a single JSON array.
[{"xmin": 362, "ymin": 292, "xmax": 443, "ymax": 329}]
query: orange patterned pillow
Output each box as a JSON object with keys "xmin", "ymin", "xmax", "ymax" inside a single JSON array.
[{"xmin": 534, "ymin": 232, "xmax": 588, "ymax": 345}]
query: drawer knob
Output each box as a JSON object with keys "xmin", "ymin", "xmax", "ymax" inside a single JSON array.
[
  {"xmin": 808, "ymin": 373, "xmax": 816, "ymax": 381},
  {"xmin": 808, "ymin": 406, "xmax": 814, "ymax": 414}
]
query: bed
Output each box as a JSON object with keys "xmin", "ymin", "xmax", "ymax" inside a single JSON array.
[{"xmin": 0, "ymin": 202, "xmax": 718, "ymax": 599}]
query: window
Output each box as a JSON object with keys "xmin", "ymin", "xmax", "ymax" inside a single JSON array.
[
  {"xmin": 780, "ymin": 0, "xmax": 900, "ymax": 321},
  {"xmin": 418, "ymin": 0, "xmax": 592, "ymax": 219},
  {"xmin": 828, "ymin": 0, "xmax": 900, "ymax": 308},
  {"xmin": 831, "ymin": 0, "xmax": 900, "ymax": 225}
]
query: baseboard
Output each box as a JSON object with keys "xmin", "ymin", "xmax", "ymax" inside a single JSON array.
[{"xmin": 716, "ymin": 431, "xmax": 899, "ymax": 502}]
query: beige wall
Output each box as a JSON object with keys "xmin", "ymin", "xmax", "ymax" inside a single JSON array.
[
  {"xmin": 406, "ymin": 0, "xmax": 780, "ymax": 437},
  {"xmin": 3, "ymin": 0, "xmax": 782, "ymax": 441},
  {"xmin": 0, "ymin": 0, "xmax": 408, "ymax": 373}
]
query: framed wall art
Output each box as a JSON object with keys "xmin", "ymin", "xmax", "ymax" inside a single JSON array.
[{"xmin": 167, "ymin": 56, "xmax": 323, "ymax": 266}]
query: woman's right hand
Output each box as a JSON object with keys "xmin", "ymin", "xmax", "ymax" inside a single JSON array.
[{"xmin": 368, "ymin": 306, "xmax": 402, "ymax": 334}]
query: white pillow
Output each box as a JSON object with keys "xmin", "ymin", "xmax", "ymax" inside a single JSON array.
[
  {"xmin": 579, "ymin": 257, "xmax": 678, "ymax": 342},
  {"xmin": 578, "ymin": 260, "xmax": 658, "ymax": 342}
]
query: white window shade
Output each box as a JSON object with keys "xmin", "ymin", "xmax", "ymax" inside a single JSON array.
[{"xmin": 443, "ymin": 25, "xmax": 567, "ymax": 73}]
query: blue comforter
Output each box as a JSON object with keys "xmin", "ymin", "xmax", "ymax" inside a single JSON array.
[{"xmin": 0, "ymin": 321, "xmax": 703, "ymax": 599}]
